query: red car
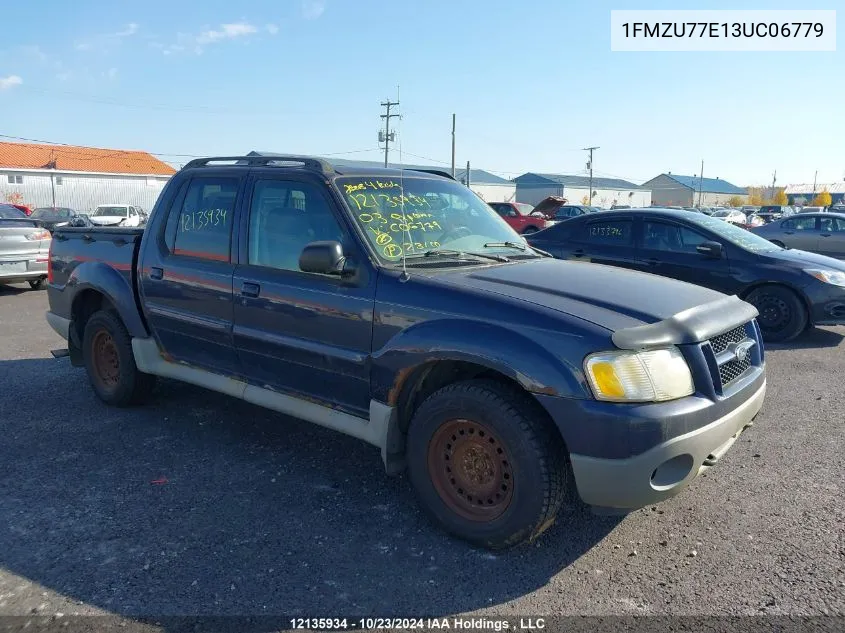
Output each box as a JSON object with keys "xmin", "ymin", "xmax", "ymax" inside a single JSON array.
[
  {"xmin": 11, "ymin": 204, "xmax": 32, "ymax": 216},
  {"xmin": 488, "ymin": 202, "xmax": 548, "ymax": 234}
]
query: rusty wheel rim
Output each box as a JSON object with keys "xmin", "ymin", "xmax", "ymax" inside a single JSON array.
[
  {"xmin": 91, "ymin": 330, "xmax": 120, "ymax": 390},
  {"xmin": 428, "ymin": 419, "xmax": 514, "ymax": 522}
]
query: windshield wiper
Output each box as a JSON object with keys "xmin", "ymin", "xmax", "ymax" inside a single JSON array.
[
  {"xmin": 483, "ymin": 241, "xmax": 551, "ymax": 258},
  {"xmin": 412, "ymin": 248, "xmax": 510, "ymax": 263}
]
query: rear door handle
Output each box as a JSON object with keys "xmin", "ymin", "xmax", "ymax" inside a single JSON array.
[
  {"xmin": 646, "ymin": 258, "xmax": 660, "ymax": 265},
  {"xmin": 149, "ymin": 267, "xmax": 163, "ymax": 280},
  {"xmin": 821, "ymin": 233, "xmax": 831, "ymax": 237},
  {"xmin": 572, "ymin": 249, "xmax": 585, "ymax": 258},
  {"xmin": 240, "ymin": 281, "xmax": 260, "ymax": 298}
]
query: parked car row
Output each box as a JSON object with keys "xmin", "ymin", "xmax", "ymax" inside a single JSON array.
[
  {"xmin": 526, "ymin": 207, "xmax": 845, "ymax": 342},
  {"xmin": 0, "ymin": 203, "xmax": 51, "ymax": 290}
]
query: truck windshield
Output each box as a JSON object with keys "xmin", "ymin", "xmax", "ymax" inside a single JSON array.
[
  {"xmin": 336, "ymin": 175, "xmax": 532, "ymax": 263},
  {"xmin": 93, "ymin": 206, "xmax": 128, "ymax": 217}
]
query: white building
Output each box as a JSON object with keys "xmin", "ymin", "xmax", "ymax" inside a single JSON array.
[
  {"xmin": 0, "ymin": 141, "xmax": 175, "ymax": 212},
  {"xmin": 784, "ymin": 182, "xmax": 845, "ymax": 206},
  {"xmin": 514, "ymin": 172, "xmax": 651, "ymax": 208}
]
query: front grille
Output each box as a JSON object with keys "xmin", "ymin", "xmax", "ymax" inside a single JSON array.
[
  {"xmin": 719, "ymin": 356, "xmax": 752, "ymax": 386},
  {"xmin": 709, "ymin": 325, "xmax": 747, "ymax": 355},
  {"xmin": 706, "ymin": 322, "xmax": 756, "ymax": 390}
]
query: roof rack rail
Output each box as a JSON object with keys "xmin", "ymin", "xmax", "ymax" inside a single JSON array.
[
  {"xmin": 181, "ymin": 155, "xmax": 335, "ymax": 176},
  {"xmin": 408, "ymin": 168, "xmax": 456, "ymax": 180}
]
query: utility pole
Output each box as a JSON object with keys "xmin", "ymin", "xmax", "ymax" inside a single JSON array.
[
  {"xmin": 771, "ymin": 170, "xmax": 777, "ymax": 202},
  {"xmin": 466, "ymin": 161, "xmax": 471, "ymax": 188},
  {"xmin": 379, "ymin": 99, "xmax": 400, "ymax": 167},
  {"xmin": 451, "ymin": 114, "xmax": 456, "ymax": 179},
  {"xmin": 583, "ymin": 146, "xmax": 599, "ymax": 204},
  {"xmin": 698, "ymin": 160, "xmax": 704, "ymax": 207},
  {"xmin": 812, "ymin": 170, "xmax": 818, "ymax": 198}
]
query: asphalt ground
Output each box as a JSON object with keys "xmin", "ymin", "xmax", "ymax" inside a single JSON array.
[{"xmin": 0, "ymin": 283, "xmax": 842, "ymax": 628}]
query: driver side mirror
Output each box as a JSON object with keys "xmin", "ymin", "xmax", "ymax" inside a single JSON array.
[
  {"xmin": 299, "ymin": 240, "xmax": 347, "ymax": 275},
  {"xmin": 696, "ymin": 241, "xmax": 723, "ymax": 259}
]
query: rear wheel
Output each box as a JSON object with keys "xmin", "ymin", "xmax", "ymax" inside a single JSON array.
[
  {"xmin": 82, "ymin": 310, "xmax": 156, "ymax": 406},
  {"xmin": 406, "ymin": 379, "xmax": 567, "ymax": 549},
  {"xmin": 28, "ymin": 278, "xmax": 47, "ymax": 290},
  {"xmin": 745, "ymin": 285, "xmax": 807, "ymax": 342}
]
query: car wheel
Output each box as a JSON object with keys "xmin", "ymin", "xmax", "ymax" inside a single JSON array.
[
  {"xmin": 744, "ymin": 286, "xmax": 807, "ymax": 342},
  {"xmin": 406, "ymin": 379, "xmax": 568, "ymax": 549},
  {"xmin": 28, "ymin": 278, "xmax": 47, "ymax": 291},
  {"xmin": 522, "ymin": 226, "xmax": 539, "ymax": 235},
  {"xmin": 82, "ymin": 310, "xmax": 156, "ymax": 406},
  {"xmin": 770, "ymin": 240, "xmax": 786, "ymax": 248}
]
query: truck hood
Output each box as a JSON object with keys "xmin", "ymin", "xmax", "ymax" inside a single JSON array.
[
  {"xmin": 89, "ymin": 216, "xmax": 124, "ymax": 226},
  {"xmin": 434, "ymin": 258, "xmax": 758, "ymax": 348}
]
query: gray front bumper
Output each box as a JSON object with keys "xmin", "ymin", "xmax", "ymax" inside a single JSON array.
[
  {"xmin": 569, "ymin": 380, "xmax": 766, "ymax": 510},
  {"xmin": 46, "ymin": 311, "xmax": 71, "ymax": 341}
]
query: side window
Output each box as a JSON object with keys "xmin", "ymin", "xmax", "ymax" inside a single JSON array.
[
  {"xmin": 248, "ymin": 179, "xmax": 345, "ymax": 273},
  {"xmin": 578, "ymin": 219, "xmax": 633, "ymax": 246},
  {"xmin": 781, "ymin": 217, "xmax": 817, "ymax": 231},
  {"xmin": 643, "ymin": 221, "xmax": 707, "ymax": 252},
  {"xmin": 820, "ymin": 217, "xmax": 845, "ymax": 232},
  {"xmin": 489, "ymin": 203, "xmax": 508, "ymax": 217},
  {"xmin": 554, "ymin": 207, "xmax": 571, "ymax": 219},
  {"xmin": 170, "ymin": 177, "xmax": 238, "ymax": 261}
]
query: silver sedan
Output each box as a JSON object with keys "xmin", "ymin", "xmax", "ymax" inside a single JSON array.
[
  {"xmin": 0, "ymin": 204, "xmax": 51, "ymax": 290},
  {"xmin": 750, "ymin": 212, "xmax": 845, "ymax": 259}
]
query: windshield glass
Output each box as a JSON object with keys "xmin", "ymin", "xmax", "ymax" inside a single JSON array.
[
  {"xmin": 687, "ymin": 213, "xmax": 782, "ymax": 253},
  {"xmin": 515, "ymin": 203, "xmax": 535, "ymax": 215},
  {"xmin": 336, "ymin": 175, "xmax": 534, "ymax": 263},
  {"xmin": 713, "ymin": 210, "xmax": 731, "ymax": 217},
  {"xmin": 93, "ymin": 206, "xmax": 128, "ymax": 217},
  {"xmin": 32, "ymin": 208, "xmax": 70, "ymax": 219}
]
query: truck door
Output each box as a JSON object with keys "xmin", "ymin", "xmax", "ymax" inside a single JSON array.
[
  {"xmin": 139, "ymin": 173, "xmax": 242, "ymax": 375},
  {"xmin": 232, "ymin": 173, "xmax": 376, "ymax": 418}
]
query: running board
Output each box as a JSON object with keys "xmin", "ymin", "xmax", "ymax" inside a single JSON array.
[{"xmin": 130, "ymin": 337, "xmax": 400, "ymax": 470}]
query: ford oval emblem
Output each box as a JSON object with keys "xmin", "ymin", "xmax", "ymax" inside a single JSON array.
[{"xmin": 733, "ymin": 340, "xmax": 754, "ymax": 363}]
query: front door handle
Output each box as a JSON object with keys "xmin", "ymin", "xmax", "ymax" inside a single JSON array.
[
  {"xmin": 646, "ymin": 258, "xmax": 660, "ymax": 266},
  {"xmin": 149, "ymin": 267, "xmax": 163, "ymax": 280},
  {"xmin": 572, "ymin": 249, "xmax": 585, "ymax": 258},
  {"xmin": 820, "ymin": 233, "xmax": 831, "ymax": 237},
  {"xmin": 240, "ymin": 281, "xmax": 260, "ymax": 298}
]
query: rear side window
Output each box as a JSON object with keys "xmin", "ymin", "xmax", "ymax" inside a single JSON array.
[
  {"xmin": 577, "ymin": 219, "xmax": 633, "ymax": 246},
  {"xmin": 820, "ymin": 217, "xmax": 845, "ymax": 232},
  {"xmin": 171, "ymin": 177, "xmax": 238, "ymax": 261}
]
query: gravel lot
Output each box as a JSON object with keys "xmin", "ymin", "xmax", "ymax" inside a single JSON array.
[{"xmin": 0, "ymin": 284, "xmax": 843, "ymax": 623}]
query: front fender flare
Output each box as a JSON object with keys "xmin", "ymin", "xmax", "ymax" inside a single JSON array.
[{"xmin": 371, "ymin": 319, "xmax": 590, "ymax": 406}]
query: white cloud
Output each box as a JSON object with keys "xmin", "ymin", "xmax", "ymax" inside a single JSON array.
[
  {"xmin": 196, "ymin": 22, "xmax": 258, "ymax": 45},
  {"xmin": 75, "ymin": 23, "xmax": 140, "ymax": 51},
  {"xmin": 266, "ymin": 23, "xmax": 279, "ymax": 35},
  {"xmin": 0, "ymin": 75, "xmax": 23, "ymax": 90},
  {"xmin": 302, "ymin": 0, "xmax": 325, "ymax": 20}
]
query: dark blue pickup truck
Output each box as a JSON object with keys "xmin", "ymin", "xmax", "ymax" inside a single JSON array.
[{"xmin": 45, "ymin": 155, "xmax": 767, "ymax": 549}]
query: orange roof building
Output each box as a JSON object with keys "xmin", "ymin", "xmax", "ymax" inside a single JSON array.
[{"xmin": 0, "ymin": 141, "xmax": 176, "ymax": 176}]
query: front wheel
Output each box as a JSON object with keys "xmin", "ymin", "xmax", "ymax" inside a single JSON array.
[
  {"xmin": 28, "ymin": 278, "xmax": 47, "ymax": 290},
  {"xmin": 745, "ymin": 286, "xmax": 808, "ymax": 342},
  {"xmin": 406, "ymin": 379, "xmax": 568, "ymax": 549},
  {"xmin": 82, "ymin": 310, "xmax": 156, "ymax": 406}
]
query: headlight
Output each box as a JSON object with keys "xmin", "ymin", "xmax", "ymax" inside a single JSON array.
[
  {"xmin": 805, "ymin": 268, "xmax": 845, "ymax": 288},
  {"xmin": 584, "ymin": 347, "xmax": 694, "ymax": 403}
]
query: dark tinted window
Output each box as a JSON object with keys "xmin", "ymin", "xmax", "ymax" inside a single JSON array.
[
  {"xmin": 248, "ymin": 179, "xmax": 344, "ymax": 272},
  {"xmin": 781, "ymin": 217, "xmax": 817, "ymax": 230},
  {"xmin": 578, "ymin": 219, "xmax": 633, "ymax": 245},
  {"xmin": 0, "ymin": 204, "xmax": 26, "ymax": 219},
  {"xmin": 171, "ymin": 177, "xmax": 238, "ymax": 261},
  {"xmin": 489, "ymin": 203, "xmax": 511, "ymax": 216},
  {"xmin": 643, "ymin": 221, "xmax": 708, "ymax": 252}
]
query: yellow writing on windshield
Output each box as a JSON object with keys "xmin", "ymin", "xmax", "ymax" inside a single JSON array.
[
  {"xmin": 382, "ymin": 241, "xmax": 441, "ymax": 259},
  {"xmin": 347, "ymin": 192, "xmax": 432, "ymax": 212},
  {"xmin": 343, "ymin": 180, "xmax": 401, "ymax": 194}
]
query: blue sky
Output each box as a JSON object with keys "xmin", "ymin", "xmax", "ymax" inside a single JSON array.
[{"xmin": 1, "ymin": 0, "xmax": 842, "ymax": 187}]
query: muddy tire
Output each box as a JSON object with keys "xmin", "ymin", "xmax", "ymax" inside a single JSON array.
[
  {"xmin": 406, "ymin": 379, "xmax": 567, "ymax": 549},
  {"xmin": 745, "ymin": 285, "xmax": 807, "ymax": 342},
  {"xmin": 82, "ymin": 310, "xmax": 156, "ymax": 406},
  {"xmin": 28, "ymin": 278, "xmax": 47, "ymax": 290}
]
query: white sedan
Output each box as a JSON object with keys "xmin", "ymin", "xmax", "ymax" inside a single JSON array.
[
  {"xmin": 88, "ymin": 204, "xmax": 142, "ymax": 227},
  {"xmin": 711, "ymin": 208, "xmax": 747, "ymax": 225}
]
